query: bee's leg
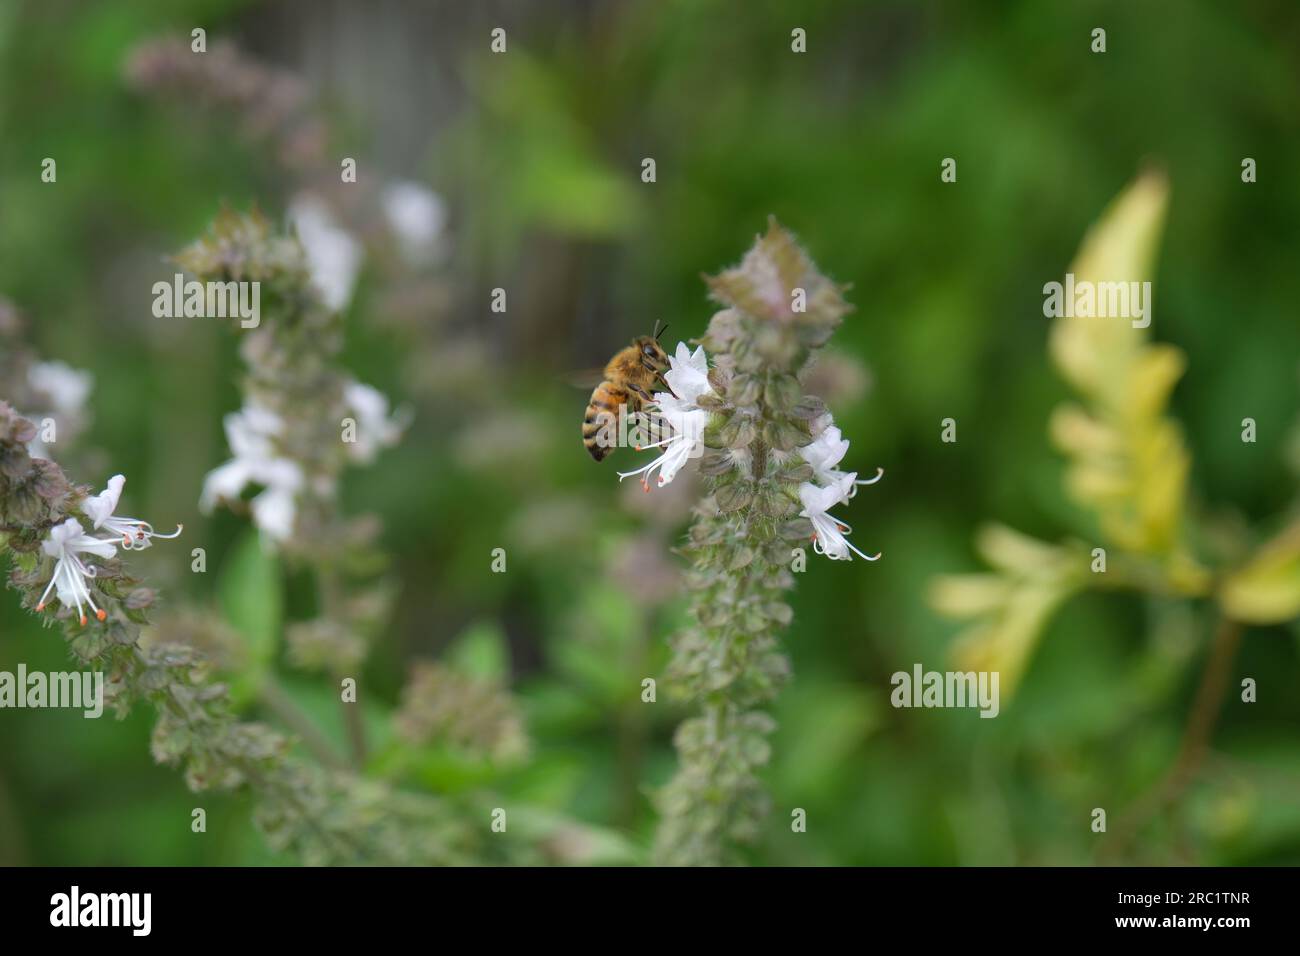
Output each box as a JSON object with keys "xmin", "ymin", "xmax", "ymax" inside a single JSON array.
[
  {"xmin": 629, "ymin": 383, "xmax": 653, "ymax": 405},
  {"xmin": 635, "ymin": 362, "xmax": 677, "ymax": 399}
]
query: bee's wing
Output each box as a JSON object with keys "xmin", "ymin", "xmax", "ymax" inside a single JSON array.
[{"xmin": 566, "ymin": 368, "xmax": 605, "ymax": 390}]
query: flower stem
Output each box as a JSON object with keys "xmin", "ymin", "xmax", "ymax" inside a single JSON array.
[
  {"xmin": 259, "ymin": 677, "xmax": 348, "ymax": 771},
  {"xmin": 1102, "ymin": 615, "xmax": 1244, "ymax": 861}
]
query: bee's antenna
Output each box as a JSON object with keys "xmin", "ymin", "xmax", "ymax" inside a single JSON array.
[{"xmin": 655, "ymin": 321, "xmax": 668, "ymax": 341}]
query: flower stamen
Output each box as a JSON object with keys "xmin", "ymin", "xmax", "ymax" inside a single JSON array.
[
  {"xmin": 36, "ymin": 519, "xmax": 117, "ymax": 624},
  {"xmin": 83, "ymin": 475, "xmax": 184, "ymax": 551}
]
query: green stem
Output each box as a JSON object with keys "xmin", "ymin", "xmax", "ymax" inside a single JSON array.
[
  {"xmin": 259, "ymin": 676, "xmax": 348, "ymax": 771},
  {"xmin": 316, "ymin": 562, "xmax": 367, "ymax": 768},
  {"xmin": 1101, "ymin": 616, "xmax": 1245, "ymax": 861}
]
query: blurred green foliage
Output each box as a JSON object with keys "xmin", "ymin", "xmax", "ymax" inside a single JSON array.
[{"xmin": 1, "ymin": 0, "xmax": 1299, "ymax": 865}]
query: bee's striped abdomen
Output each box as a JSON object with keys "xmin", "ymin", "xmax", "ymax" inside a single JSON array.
[{"xmin": 583, "ymin": 382, "xmax": 631, "ymax": 461}]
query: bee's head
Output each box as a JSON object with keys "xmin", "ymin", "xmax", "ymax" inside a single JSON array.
[{"xmin": 632, "ymin": 335, "xmax": 669, "ymax": 370}]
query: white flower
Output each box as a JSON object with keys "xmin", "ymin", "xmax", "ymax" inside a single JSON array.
[
  {"xmin": 83, "ymin": 474, "xmax": 182, "ymax": 550},
  {"xmin": 343, "ymin": 381, "xmax": 407, "ymax": 464},
  {"xmin": 617, "ymin": 343, "xmax": 715, "ymax": 491},
  {"xmin": 36, "ymin": 518, "xmax": 117, "ymax": 625},
  {"xmin": 289, "ymin": 195, "xmax": 363, "ymax": 312},
  {"xmin": 248, "ymin": 484, "xmax": 299, "ymax": 543},
  {"xmin": 381, "ymin": 181, "xmax": 447, "ymax": 267},
  {"xmin": 23, "ymin": 360, "xmax": 93, "ymax": 459},
  {"xmin": 799, "ymin": 474, "xmax": 881, "ymax": 561},
  {"xmin": 28, "ymin": 361, "xmax": 93, "ymax": 414},
  {"xmin": 800, "ymin": 423, "xmax": 883, "ymax": 493},
  {"xmin": 200, "ymin": 404, "xmax": 304, "ymax": 544},
  {"xmin": 663, "ymin": 342, "xmax": 712, "ymax": 407},
  {"xmin": 618, "ymin": 394, "xmax": 708, "ymax": 491}
]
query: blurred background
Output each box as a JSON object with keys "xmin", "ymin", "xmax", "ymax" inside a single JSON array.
[{"xmin": 1, "ymin": 0, "xmax": 1299, "ymax": 865}]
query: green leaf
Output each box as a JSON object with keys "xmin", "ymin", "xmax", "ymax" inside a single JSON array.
[
  {"xmin": 447, "ymin": 620, "xmax": 510, "ymax": 681},
  {"xmin": 763, "ymin": 417, "xmax": 808, "ymax": 451},
  {"xmin": 1221, "ymin": 522, "xmax": 1300, "ymax": 625},
  {"xmin": 726, "ymin": 374, "xmax": 763, "ymax": 405},
  {"xmin": 718, "ymin": 414, "xmax": 758, "ymax": 449},
  {"xmin": 714, "ymin": 479, "xmax": 755, "ymax": 513},
  {"xmin": 774, "ymin": 681, "xmax": 880, "ymax": 796},
  {"xmin": 218, "ymin": 531, "xmax": 282, "ymax": 705},
  {"xmin": 764, "ymin": 373, "xmax": 802, "ymax": 412}
]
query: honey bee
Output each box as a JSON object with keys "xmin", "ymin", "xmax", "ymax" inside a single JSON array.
[{"xmin": 582, "ymin": 322, "xmax": 671, "ymax": 461}]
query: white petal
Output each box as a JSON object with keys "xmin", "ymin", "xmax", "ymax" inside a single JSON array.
[
  {"xmin": 829, "ymin": 471, "xmax": 858, "ymax": 506},
  {"xmin": 28, "ymin": 361, "xmax": 93, "ymax": 414},
  {"xmin": 673, "ymin": 342, "xmax": 707, "ymax": 373},
  {"xmin": 663, "ymin": 342, "xmax": 713, "ymax": 407},
  {"xmin": 200, "ymin": 460, "xmax": 253, "ymax": 513},
  {"xmin": 658, "ymin": 410, "xmax": 707, "ymax": 484},
  {"xmin": 801, "ymin": 425, "xmax": 850, "ymax": 479},
  {"xmin": 83, "ymin": 474, "xmax": 126, "ymax": 528},
  {"xmin": 72, "ymin": 533, "xmax": 119, "ymax": 561},
  {"xmin": 255, "ymin": 458, "xmax": 304, "ymax": 494},
  {"xmin": 344, "ymin": 381, "xmax": 407, "ymax": 463},
  {"xmin": 811, "ymin": 515, "xmax": 852, "ymax": 559},
  {"xmin": 289, "ymin": 195, "xmax": 363, "ymax": 312},
  {"xmin": 52, "ymin": 559, "xmax": 80, "ymax": 607},
  {"xmin": 240, "ymin": 403, "xmax": 285, "ymax": 437},
  {"xmin": 798, "ymin": 481, "xmax": 840, "ymax": 515},
  {"xmin": 43, "ymin": 518, "xmax": 84, "ymax": 556},
  {"xmin": 345, "ymin": 381, "xmax": 388, "ymax": 423},
  {"xmin": 251, "ymin": 486, "xmax": 297, "ymax": 542},
  {"xmin": 44, "ymin": 518, "xmax": 116, "ymax": 561},
  {"xmin": 381, "ymin": 181, "xmax": 447, "ymax": 265}
]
